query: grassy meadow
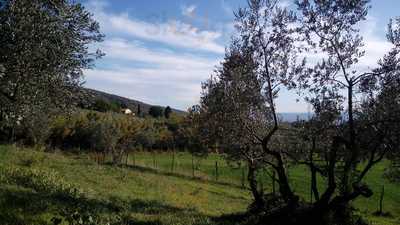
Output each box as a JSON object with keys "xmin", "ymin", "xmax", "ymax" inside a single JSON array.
[{"xmin": 0, "ymin": 145, "xmax": 399, "ymax": 225}]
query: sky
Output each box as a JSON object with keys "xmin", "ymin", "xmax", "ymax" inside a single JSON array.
[{"xmin": 79, "ymin": 0, "xmax": 400, "ymax": 112}]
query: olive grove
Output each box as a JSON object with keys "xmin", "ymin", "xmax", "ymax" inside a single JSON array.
[{"xmin": 200, "ymin": 0, "xmax": 400, "ymax": 224}]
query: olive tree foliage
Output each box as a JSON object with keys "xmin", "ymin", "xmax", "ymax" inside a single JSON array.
[
  {"xmin": 89, "ymin": 114, "xmax": 122, "ymax": 163},
  {"xmin": 185, "ymin": 105, "xmax": 208, "ymax": 157},
  {"xmin": 202, "ymin": 0, "xmax": 400, "ymax": 223},
  {"xmin": 149, "ymin": 106, "xmax": 164, "ymax": 118},
  {"xmin": 292, "ymin": 0, "xmax": 400, "ymax": 212},
  {"xmin": 359, "ymin": 17, "xmax": 400, "ymax": 177},
  {"xmin": 89, "ymin": 113, "xmax": 142, "ymax": 164},
  {"xmin": 201, "ymin": 0, "xmax": 302, "ymax": 207},
  {"xmin": 0, "ymin": 0, "xmax": 104, "ymax": 143},
  {"xmin": 164, "ymin": 106, "xmax": 172, "ymax": 119}
]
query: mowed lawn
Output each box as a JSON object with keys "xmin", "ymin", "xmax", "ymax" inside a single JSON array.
[{"xmin": 0, "ymin": 145, "xmax": 399, "ymax": 225}]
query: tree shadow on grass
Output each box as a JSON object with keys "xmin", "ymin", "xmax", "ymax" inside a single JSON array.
[
  {"xmin": 0, "ymin": 186, "xmax": 59, "ymax": 225},
  {"xmin": 125, "ymin": 198, "xmax": 196, "ymax": 215},
  {"xmin": 210, "ymin": 212, "xmax": 250, "ymax": 225},
  {"xmin": 0, "ymin": 185, "xmax": 209, "ymax": 225}
]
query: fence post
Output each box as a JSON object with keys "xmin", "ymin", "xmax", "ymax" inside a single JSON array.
[
  {"xmin": 241, "ymin": 166, "xmax": 246, "ymax": 188},
  {"xmin": 171, "ymin": 150, "xmax": 175, "ymax": 173},
  {"xmin": 191, "ymin": 154, "xmax": 195, "ymax": 178},
  {"xmin": 152, "ymin": 151, "xmax": 156, "ymax": 169},
  {"xmin": 378, "ymin": 185, "xmax": 385, "ymax": 214},
  {"xmin": 215, "ymin": 161, "xmax": 219, "ymax": 181}
]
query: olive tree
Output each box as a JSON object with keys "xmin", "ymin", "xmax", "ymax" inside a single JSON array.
[
  {"xmin": 358, "ymin": 17, "xmax": 400, "ymax": 181},
  {"xmin": 201, "ymin": 0, "xmax": 301, "ymax": 208},
  {"xmin": 0, "ymin": 0, "xmax": 104, "ymax": 143},
  {"xmin": 202, "ymin": 0, "xmax": 400, "ymax": 224},
  {"xmin": 89, "ymin": 113, "xmax": 141, "ymax": 165},
  {"xmin": 294, "ymin": 0, "xmax": 400, "ymax": 212}
]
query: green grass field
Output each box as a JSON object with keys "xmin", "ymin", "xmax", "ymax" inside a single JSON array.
[{"xmin": 0, "ymin": 145, "xmax": 399, "ymax": 225}]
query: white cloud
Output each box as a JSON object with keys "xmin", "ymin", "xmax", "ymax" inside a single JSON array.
[
  {"xmin": 84, "ymin": 67, "xmax": 207, "ymax": 110},
  {"xmin": 84, "ymin": 36, "xmax": 221, "ymax": 110},
  {"xmin": 181, "ymin": 5, "xmax": 197, "ymax": 18},
  {"xmin": 86, "ymin": 0, "xmax": 224, "ymax": 54},
  {"xmin": 82, "ymin": 1, "xmax": 396, "ymax": 112},
  {"xmin": 358, "ymin": 15, "xmax": 392, "ymax": 69},
  {"xmin": 110, "ymin": 17, "xmax": 224, "ymax": 53},
  {"xmin": 101, "ymin": 38, "xmax": 219, "ymax": 70},
  {"xmin": 81, "ymin": 0, "xmax": 225, "ymax": 109}
]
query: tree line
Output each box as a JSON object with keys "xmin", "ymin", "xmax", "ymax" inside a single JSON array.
[{"xmin": 48, "ymin": 108, "xmax": 207, "ymax": 164}]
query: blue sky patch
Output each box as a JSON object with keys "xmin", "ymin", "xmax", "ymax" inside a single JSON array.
[{"xmin": 79, "ymin": 0, "xmax": 400, "ymax": 112}]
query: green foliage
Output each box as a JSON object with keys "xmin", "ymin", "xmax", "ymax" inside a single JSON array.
[
  {"xmin": 48, "ymin": 111, "xmax": 143, "ymax": 163},
  {"xmin": 91, "ymin": 99, "xmax": 122, "ymax": 113},
  {"xmin": 137, "ymin": 104, "xmax": 142, "ymax": 117},
  {"xmin": 46, "ymin": 110, "xmax": 206, "ymax": 159},
  {"xmin": 164, "ymin": 106, "xmax": 172, "ymax": 119},
  {"xmin": 0, "ymin": 0, "xmax": 104, "ymax": 143},
  {"xmin": 149, "ymin": 106, "xmax": 164, "ymax": 118},
  {"xmin": 48, "ymin": 112, "xmax": 95, "ymax": 149},
  {"xmin": 89, "ymin": 113, "xmax": 122, "ymax": 152},
  {"xmin": 0, "ymin": 166, "xmax": 83, "ymax": 199},
  {"xmin": 18, "ymin": 109, "xmax": 53, "ymax": 147},
  {"xmin": 91, "ymin": 112, "xmax": 142, "ymax": 163},
  {"xmin": 134, "ymin": 126, "xmax": 156, "ymax": 150}
]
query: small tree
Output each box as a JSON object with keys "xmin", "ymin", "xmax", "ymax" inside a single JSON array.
[
  {"xmin": 19, "ymin": 107, "xmax": 53, "ymax": 148},
  {"xmin": 89, "ymin": 113, "xmax": 121, "ymax": 164},
  {"xmin": 164, "ymin": 106, "xmax": 172, "ymax": 119},
  {"xmin": 186, "ymin": 105, "xmax": 208, "ymax": 177},
  {"xmin": 91, "ymin": 99, "xmax": 121, "ymax": 112},
  {"xmin": 88, "ymin": 113, "xmax": 141, "ymax": 165},
  {"xmin": 148, "ymin": 106, "xmax": 164, "ymax": 118},
  {"xmin": 291, "ymin": 1, "xmax": 400, "ymax": 222},
  {"xmin": 137, "ymin": 104, "xmax": 142, "ymax": 117},
  {"xmin": 201, "ymin": 0, "xmax": 299, "ymax": 208},
  {"xmin": 117, "ymin": 115, "xmax": 142, "ymax": 165}
]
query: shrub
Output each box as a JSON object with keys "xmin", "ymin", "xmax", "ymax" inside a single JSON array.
[
  {"xmin": 149, "ymin": 106, "xmax": 164, "ymax": 118},
  {"xmin": 0, "ymin": 166, "xmax": 83, "ymax": 199},
  {"xmin": 17, "ymin": 153, "xmax": 46, "ymax": 167}
]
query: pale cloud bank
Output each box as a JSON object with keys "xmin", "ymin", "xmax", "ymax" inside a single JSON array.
[
  {"xmin": 82, "ymin": 0, "xmax": 224, "ymax": 110},
  {"xmin": 84, "ymin": 68, "xmax": 205, "ymax": 109},
  {"xmin": 87, "ymin": 0, "xmax": 224, "ymax": 54},
  {"xmin": 101, "ymin": 38, "xmax": 219, "ymax": 70},
  {"xmin": 83, "ymin": 0, "xmax": 395, "ymax": 112}
]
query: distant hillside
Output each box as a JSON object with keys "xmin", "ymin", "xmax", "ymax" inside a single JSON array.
[
  {"xmin": 79, "ymin": 88, "xmax": 309, "ymax": 120},
  {"xmin": 80, "ymin": 88, "xmax": 186, "ymax": 115}
]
